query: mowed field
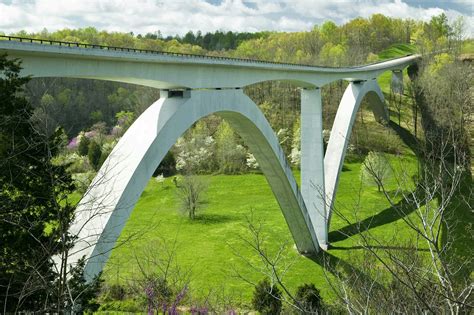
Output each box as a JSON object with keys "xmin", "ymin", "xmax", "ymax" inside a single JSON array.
[{"xmin": 103, "ymin": 154, "xmax": 419, "ymax": 305}]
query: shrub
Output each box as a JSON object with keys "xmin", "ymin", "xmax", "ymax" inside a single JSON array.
[
  {"xmin": 72, "ymin": 171, "xmax": 95, "ymax": 194},
  {"xmin": 98, "ymin": 299, "xmax": 142, "ymax": 312},
  {"xmin": 102, "ymin": 283, "xmax": 127, "ymax": 301},
  {"xmin": 78, "ymin": 134, "xmax": 90, "ymax": 156},
  {"xmin": 88, "ymin": 141, "xmax": 102, "ymax": 171},
  {"xmin": 252, "ymin": 278, "xmax": 282, "ymax": 315},
  {"xmin": 295, "ymin": 283, "xmax": 322, "ymax": 313},
  {"xmin": 154, "ymin": 150, "xmax": 177, "ymax": 177}
]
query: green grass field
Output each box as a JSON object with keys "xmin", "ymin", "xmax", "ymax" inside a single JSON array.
[{"xmin": 102, "ymin": 154, "xmax": 419, "ymax": 308}]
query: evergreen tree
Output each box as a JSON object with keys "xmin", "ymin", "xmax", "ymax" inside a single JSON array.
[
  {"xmin": 78, "ymin": 134, "xmax": 90, "ymax": 156},
  {"xmin": 88, "ymin": 140, "xmax": 102, "ymax": 171},
  {"xmin": 0, "ymin": 54, "xmax": 77, "ymax": 312},
  {"xmin": 252, "ymin": 278, "xmax": 282, "ymax": 315}
]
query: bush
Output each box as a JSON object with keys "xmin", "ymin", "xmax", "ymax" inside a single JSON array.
[
  {"xmin": 295, "ymin": 283, "xmax": 322, "ymax": 313},
  {"xmin": 78, "ymin": 135, "xmax": 90, "ymax": 156},
  {"xmin": 98, "ymin": 299, "xmax": 142, "ymax": 312},
  {"xmin": 102, "ymin": 283, "xmax": 127, "ymax": 301},
  {"xmin": 252, "ymin": 278, "xmax": 282, "ymax": 315},
  {"xmin": 154, "ymin": 150, "xmax": 177, "ymax": 177},
  {"xmin": 72, "ymin": 171, "xmax": 95, "ymax": 194},
  {"xmin": 88, "ymin": 141, "xmax": 102, "ymax": 171}
]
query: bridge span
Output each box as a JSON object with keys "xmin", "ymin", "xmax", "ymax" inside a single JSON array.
[{"xmin": 0, "ymin": 36, "xmax": 420, "ymax": 281}]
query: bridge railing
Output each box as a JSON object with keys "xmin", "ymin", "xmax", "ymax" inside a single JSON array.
[
  {"xmin": 0, "ymin": 34, "xmax": 321, "ymax": 67},
  {"xmin": 0, "ymin": 35, "xmax": 416, "ymax": 69}
]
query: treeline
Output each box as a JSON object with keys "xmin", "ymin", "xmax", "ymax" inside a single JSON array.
[
  {"xmin": 139, "ymin": 30, "xmax": 269, "ymax": 51},
  {"xmin": 8, "ymin": 13, "xmax": 463, "ymax": 64},
  {"xmin": 26, "ymin": 78, "xmax": 159, "ymax": 138}
]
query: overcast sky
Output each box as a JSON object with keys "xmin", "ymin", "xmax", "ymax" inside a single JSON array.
[{"xmin": 0, "ymin": 0, "xmax": 472, "ymax": 37}]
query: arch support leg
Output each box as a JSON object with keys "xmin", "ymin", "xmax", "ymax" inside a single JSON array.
[
  {"xmin": 324, "ymin": 80, "xmax": 387, "ymax": 228},
  {"xmin": 67, "ymin": 89, "xmax": 320, "ymax": 281},
  {"xmin": 301, "ymin": 88, "xmax": 327, "ymax": 247}
]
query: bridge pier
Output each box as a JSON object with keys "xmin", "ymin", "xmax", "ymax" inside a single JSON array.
[{"xmin": 300, "ymin": 88, "xmax": 328, "ymax": 248}]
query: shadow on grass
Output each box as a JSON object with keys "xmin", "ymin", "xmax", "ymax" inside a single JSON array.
[
  {"xmin": 329, "ymin": 191, "xmax": 421, "ymax": 243},
  {"xmin": 388, "ymin": 120, "xmax": 421, "ymax": 158},
  {"xmin": 306, "ymin": 250, "xmax": 385, "ymax": 292},
  {"xmin": 329, "ymin": 244, "xmax": 430, "ymax": 251},
  {"xmin": 191, "ymin": 213, "xmax": 235, "ymax": 225}
]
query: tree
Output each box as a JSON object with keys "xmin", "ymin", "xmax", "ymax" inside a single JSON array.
[
  {"xmin": 215, "ymin": 121, "xmax": 246, "ymax": 174},
  {"xmin": 78, "ymin": 133, "xmax": 90, "ymax": 156},
  {"xmin": 154, "ymin": 150, "xmax": 176, "ymax": 177},
  {"xmin": 174, "ymin": 121, "xmax": 216, "ymax": 174},
  {"xmin": 252, "ymin": 278, "xmax": 282, "ymax": 315},
  {"xmin": 360, "ymin": 151, "xmax": 391, "ymax": 192},
  {"xmin": 88, "ymin": 140, "xmax": 102, "ymax": 171},
  {"xmin": 295, "ymin": 283, "xmax": 322, "ymax": 313},
  {"xmin": 0, "ymin": 54, "xmax": 79, "ymax": 312},
  {"xmin": 176, "ymin": 176, "xmax": 207, "ymax": 220}
]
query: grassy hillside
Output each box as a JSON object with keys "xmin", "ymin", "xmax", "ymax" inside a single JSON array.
[{"xmin": 102, "ymin": 154, "xmax": 419, "ymax": 309}]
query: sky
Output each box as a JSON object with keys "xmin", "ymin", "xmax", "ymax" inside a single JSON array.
[{"xmin": 0, "ymin": 0, "xmax": 472, "ymax": 37}]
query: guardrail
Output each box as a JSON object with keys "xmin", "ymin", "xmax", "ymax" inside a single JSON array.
[{"xmin": 0, "ymin": 34, "xmax": 416, "ymax": 69}]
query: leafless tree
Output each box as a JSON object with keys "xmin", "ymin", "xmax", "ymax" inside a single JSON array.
[
  {"xmin": 176, "ymin": 175, "xmax": 207, "ymax": 220},
  {"xmin": 360, "ymin": 151, "xmax": 391, "ymax": 192},
  {"xmin": 326, "ymin": 129, "xmax": 473, "ymax": 314}
]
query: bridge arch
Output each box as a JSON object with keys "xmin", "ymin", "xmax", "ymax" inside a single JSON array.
[
  {"xmin": 68, "ymin": 89, "xmax": 319, "ymax": 281},
  {"xmin": 324, "ymin": 79, "xmax": 388, "ymax": 228}
]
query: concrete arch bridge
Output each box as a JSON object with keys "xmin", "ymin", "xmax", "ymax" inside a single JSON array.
[{"xmin": 0, "ymin": 36, "xmax": 419, "ymax": 281}]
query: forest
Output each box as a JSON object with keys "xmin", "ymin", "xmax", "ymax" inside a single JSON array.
[{"xmin": 0, "ymin": 12, "xmax": 472, "ymax": 314}]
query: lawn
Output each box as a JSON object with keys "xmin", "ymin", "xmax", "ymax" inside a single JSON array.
[{"xmin": 102, "ymin": 154, "xmax": 420, "ymax": 308}]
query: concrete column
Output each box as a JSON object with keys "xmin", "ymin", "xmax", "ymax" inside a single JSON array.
[{"xmin": 301, "ymin": 88, "xmax": 327, "ymax": 247}]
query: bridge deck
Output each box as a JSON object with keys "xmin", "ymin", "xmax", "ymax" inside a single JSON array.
[{"xmin": 0, "ymin": 35, "xmax": 420, "ymax": 89}]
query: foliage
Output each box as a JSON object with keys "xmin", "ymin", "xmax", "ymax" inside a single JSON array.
[
  {"xmin": 289, "ymin": 117, "xmax": 301, "ymax": 167},
  {"xmin": 113, "ymin": 110, "xmax": 135, "ymax": 136},
  {"xmin": 246, "ymin": 152, "xmax": 259, "ymax": 170},
  {"xmin": 178, "ymin": 30, "xmax": 269, "ymax": 51},
  {"xmin": 88, "ymin": 140, "xmax": 103, "ymax": 171},
  {"xmin": 64, "ymin": 258, "xmax": 102, "ymax": 313},
  {"xmin": 98, "ymin": 299, "xmax": 142, "ymax": 312},
  {"xmin": 215, "ymin": 121, "xmax": 247, "ymax": 174},
  {"xmin": 351, "ymin": 126, "xmax": 404, "ymax": 155},
  {"xmin": 154, "ymin": 150, "xmax": 177, "ymax": 177},
  {"xmin": 71, "ymin": 171, "xmax": 96, "ymax": 194},
  {"xmin": 295, "ymin": 283, "xmax": 322, "ymax": 313},
  {"xmin": 175, "ymin": 121, "xmax": 217, "ymax": 174},
  {"xmin": 78, "ymin": 133, "xmax": 90, "ymax": 156},
  {"xmin": 252, "ymin": 278, "xmax": 282, "ymax": 315},
  {"xmin": 0, "ymin": 54, "xmax": 78, "ymax": 312}
]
